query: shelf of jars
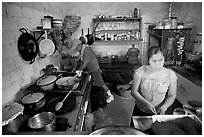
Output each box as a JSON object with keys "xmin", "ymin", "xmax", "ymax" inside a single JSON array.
[{"xmin": 93, "ymin": 17, "xmax": 142, "ymax": 22}]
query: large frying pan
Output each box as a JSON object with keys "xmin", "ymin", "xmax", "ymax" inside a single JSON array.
[
  {"xmin": 18, "ymin": 28, "xmax": 39, "ymax": 64},
  {"xmin": 46, "ymin": 96, "xmax": 76, "ymax": 115}
]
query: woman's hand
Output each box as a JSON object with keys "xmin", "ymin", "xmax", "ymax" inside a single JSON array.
[
  {"xmin": 138, "ymin": 101, "xmax": 157, "ymax": 115},
  {"xmin": 156, "ymin": 106, "xmax": 167, "ymax": 115}
]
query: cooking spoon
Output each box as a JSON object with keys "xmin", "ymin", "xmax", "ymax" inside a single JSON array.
[{"xmin": 55, "ymin": 82, "xmax": 79, "ymax": 111}]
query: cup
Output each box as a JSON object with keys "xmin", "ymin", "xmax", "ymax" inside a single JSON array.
[{"xmin": 173, "ymin": 108, "xmax": 188, "ymax": 115}]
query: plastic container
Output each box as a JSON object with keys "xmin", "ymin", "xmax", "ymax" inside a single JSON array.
[{"xmin": 127, "ymin": 44, "xmax": 139, "ymax": 64}]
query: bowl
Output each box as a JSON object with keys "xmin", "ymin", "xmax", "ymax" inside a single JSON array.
[{"xmin": 173, "ymin": 108, "xmax": 188, "ymax": 115}]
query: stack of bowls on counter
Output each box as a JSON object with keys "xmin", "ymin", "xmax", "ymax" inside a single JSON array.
[{"xmin": 52, "ymin": 19, "xmax": 63, "ymax": 28}]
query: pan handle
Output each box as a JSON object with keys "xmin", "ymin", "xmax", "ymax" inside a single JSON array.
[
  {"xmin": 19, "ymin": 28, "xmax": 28, "ymax": 34},
  {"xmin": 29, "ymin": 58, "xmax": 35, "ymax": 64}
]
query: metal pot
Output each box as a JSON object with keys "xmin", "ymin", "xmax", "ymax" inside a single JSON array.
[
  {"xmin": 55, "ymin": 76, "xmax": 79, "ymax": 90},
  {"xmin": 28, "ymin": 112, "xmax": 56, "ymax": 132},
  {"xmin": 17, "ymin": 28, "xmax": 39, "ymax": 64},
  {"xmin": 21, "ymin": 92, "xmax": 45, "ymax": 111},
  {"xmin": 2, "ymin": 103, "xmax": 25, "ymax": 133},
  {"xmin": 36, "ymin": 75, "xmax": 57, "ymax": 91}
]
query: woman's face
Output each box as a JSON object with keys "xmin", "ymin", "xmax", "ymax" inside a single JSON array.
[{"xmin": 149, "ymin": 52, "xmax": 164, "ymax": 69}]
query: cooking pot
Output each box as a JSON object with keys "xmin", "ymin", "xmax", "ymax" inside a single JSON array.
[
  {"xmin": 55, "ymin": 76, "xmax": 79, "ymax": 90},
  {"xmin": 2, "ymin": 103, "xmax": 24, "ymax": 133},
  {"xmin": 89, "ymin": 125, "xmax": 146, "ymax": 135},
  {"xmin": 46, "ymin": 96, "xmax": 76, "ymax": 115},
  {"xmin": 17, "ymin": 28, "xmax": 39, "ymax": 64},
  {"xmin": 28, "ymin": 112, "xmax": 56, "ymax": 132},
  {"xmin": 35, "ymin": 75, "xmax": 57, "ymax": 91},
  {"xmin": 21, "ymin": 92, "xmax": 45, "ymax": 111}
]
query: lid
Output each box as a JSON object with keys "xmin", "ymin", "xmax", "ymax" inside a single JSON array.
[
  {"xmin": 37, "ymin": 75, "xmax": 57, "ymax": 86},
  {"xmin": 39, "ymin": 39, "xmax": 55, "ymax": 56},
  {"xmin": 2, "ymin": 103, "xmax": 24, "ymax": 126},
  {"xmin": 21, "ymin": 92, "xmax": 44, "ymax": 104}
]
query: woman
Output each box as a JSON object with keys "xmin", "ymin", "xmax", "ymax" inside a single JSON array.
[
  {"xmin": 131, "ymin": 46, "xmax": 177, "ymax": 118},
  {"xmin": 72, "ymin": 38, "xmax": 114, "ymax": 103}
]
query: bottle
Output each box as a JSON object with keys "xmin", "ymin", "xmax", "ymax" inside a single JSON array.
[
  {"xmin": 134, "ymin": 8, "xmax": 138, "ymax": 18},
  {"xmin": 127, "ymin": 44, "xmax": 139, "ymax": 64}
]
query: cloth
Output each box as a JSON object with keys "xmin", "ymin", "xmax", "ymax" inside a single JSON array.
[{"xmin": 134, "ymin": 65, "xmax": 177, "ymax": 107}]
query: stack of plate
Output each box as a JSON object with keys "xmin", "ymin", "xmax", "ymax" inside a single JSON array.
[{"xmin": 53, "ymin": 19, "xmax": 63, "ymax": 27}]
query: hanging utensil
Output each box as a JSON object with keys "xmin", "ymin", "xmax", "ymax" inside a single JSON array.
[
  {"xmin": 39, "ymin": 30, "xmax": 55, "ymax": 56},
  {"xmin": 18, "ymin": 28, "xmax": 39, "ymax": 64},
  {"xmin": 55, "ymin": 82, "xmax": 79, "ymax": 111}
]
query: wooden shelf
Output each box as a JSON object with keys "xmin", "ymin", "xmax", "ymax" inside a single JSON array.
[{"xmin": 93, "ymin": 17, "xmax": 142, "ymax": 22}]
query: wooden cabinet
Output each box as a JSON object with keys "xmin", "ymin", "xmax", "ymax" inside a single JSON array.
[
  {"xmin": 176, "ymin": 72, "xmax": 202, "ymax": 105},
  {"xmin": 93, "ymin": 17, "xmax": 142, "ymax": 45}
]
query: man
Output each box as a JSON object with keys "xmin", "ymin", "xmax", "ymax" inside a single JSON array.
[{"xmin": 72, "ymin": 39, "xmax": 114, "ymax": 103}]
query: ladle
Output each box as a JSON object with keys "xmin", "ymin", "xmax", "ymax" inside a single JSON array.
[{"xmin": 55, "ymin": 83, "xmax": 79, "ymax": 111}]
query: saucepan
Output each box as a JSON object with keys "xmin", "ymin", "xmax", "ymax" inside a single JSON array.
[{"xmin": 28, "ymin": 112, "xmax": 56, "ymax": 132}]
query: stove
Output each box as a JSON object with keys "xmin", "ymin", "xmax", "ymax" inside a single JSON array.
[{"xmin": 13, "ymin": 71, "xmax": 90, "ymax": 134}]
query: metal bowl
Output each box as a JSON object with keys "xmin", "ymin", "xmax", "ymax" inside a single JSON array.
[
  {"xmin": 89, "ymin": 125, "xmax": 146, "ymax": 135},
  {"xmin": 28, "ymin": 112, "xmax": 56, "ymax": 132}
]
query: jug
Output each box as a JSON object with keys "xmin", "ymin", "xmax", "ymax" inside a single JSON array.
[{"xmin": 127, "ymin": 44, "xmax": 139, "ymax": 64}]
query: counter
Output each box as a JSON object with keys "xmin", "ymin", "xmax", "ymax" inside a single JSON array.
[{"xmin": 168, "ymin": 65, "xmax": 202, "ymax": 87}]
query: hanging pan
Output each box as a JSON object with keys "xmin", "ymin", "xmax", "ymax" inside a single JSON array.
[
  {"xmin": 18, "ymin": 28, "xmax": 39, "ymax": 64},
  {"xmin": 39, "ymin": 30, "xmax": 55, "ymax": 56}
]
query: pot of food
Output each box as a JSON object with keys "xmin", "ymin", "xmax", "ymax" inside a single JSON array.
[
  {"xmin": 28, "ymin": 112, "xmax": 56, "ymax": 132},
  {"xmin": 35, "ymin": 75, "xmax": 57, "ymax": 91},
  {"xmin": 55, "ymin": 76, "xmax": 79, "ymax": 90},
  {"xmin": 89, "ymin": 125, "xmax": 146, "ymax": 135},
  {"xmin": 21, "ymin": 92, "xmax": 45, "ymax": 111},
  {"xmin": 2, "ymin": 103, "xmax": 24, "ymax": 133}
]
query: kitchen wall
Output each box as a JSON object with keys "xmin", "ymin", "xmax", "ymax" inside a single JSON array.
[
  {"xmin": 2, "ymin": 2, "xmax": 67, "ymax": 105},
  {"xmin": 2, "ymin": 2, "xmax": 201, "ymax": 105}
]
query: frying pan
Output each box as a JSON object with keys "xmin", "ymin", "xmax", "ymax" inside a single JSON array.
[
  {"xmin": 46, "ymin": 96, "xmax": 76, "ymax": 115},
  {"xmin": 18, "ymin": 28, "xmax": 39, "ymax": 64},
  {"xmin": 86, "ymin": 28, "xmax": 94, "ymax": 45},
  {"xmin": 79, "ymin": 29, "xmax": 87, "ymax": 44}
]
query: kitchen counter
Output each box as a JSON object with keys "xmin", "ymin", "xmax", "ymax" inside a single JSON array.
[{"xmin": 167, "ymin": 65, "xmax": 202, "ymax": 87}]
